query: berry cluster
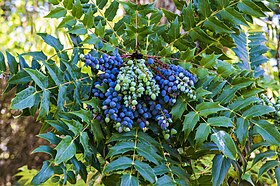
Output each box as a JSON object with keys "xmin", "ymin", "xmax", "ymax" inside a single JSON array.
[{"xmin": 83, "ymin": 53, "xmax": 197, "ymax": 138}]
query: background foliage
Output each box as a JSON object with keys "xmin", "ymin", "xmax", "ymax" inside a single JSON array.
[{"xmin": 1, "ymin": 0, "xmax": 280, "ymax": 185}]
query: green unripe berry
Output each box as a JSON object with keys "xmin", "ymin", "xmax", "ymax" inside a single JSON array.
[
  {"xmin": 164, "ymin": 134, "xmax": 170, "ymax": 140},
  {"xmin": 151, "ymin": 93, "xmax": 156, "ymax": 100},
  {"xmin": 115, "ymin": 84, "xmax": 121, "ymax": 91},
  {"xmin": 132, "ymin": 100, "xmax": 138, "ymax": 106},
  {"xmin": 277, "ymin": 111, "xmax": 280, "ymax": 117},
  {"xmin": 171, "ymin": 128, "xmax": 177, "ymax": 135},
  {"xmin": 130, "ymin": 87, "xmax": 136, "ymax": 92},
  {"xmin": 116, "ymin": 122, "xmax": 121, "ymax": 128},
  {"xmin": 127, "ymin": 60, "xmax": 133, "ymax": 65},
  {"xmin": 124, "ymin": 127, "xmax": 131, "ymax": 132},
  {"xmin": 105, "ymin": 117, "xmax": 110, "ymax": 123}
]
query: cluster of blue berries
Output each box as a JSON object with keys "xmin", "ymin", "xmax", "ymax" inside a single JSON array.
[{"xmin": 82, "ymin": 53, "xmax": 197, "ymax": 139}]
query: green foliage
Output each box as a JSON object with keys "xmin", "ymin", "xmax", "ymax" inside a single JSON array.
[{"xmin": 1, "ymin": 0, "xmax": 280, "ymax": 185}]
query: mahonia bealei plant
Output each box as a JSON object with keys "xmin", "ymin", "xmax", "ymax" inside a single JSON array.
[{"xmin": 0, "ymin": 0, "xmax": 280, "ymax": 185}]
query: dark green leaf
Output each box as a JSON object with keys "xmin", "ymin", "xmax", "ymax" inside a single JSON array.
[
  {"xmin": 96, "ymin": 0, "xmax": 107, "ymax": 9},
  {"xmin": 72, "ymin": 0, "xmax": 83, "ymax": 18},
  {"xmin": 95, "ymin": 21, "xmax": 105, "ymax": 37},
  {"xmin": 38, "ymin": 90, "xmax": 50, "ymax": 120},
  {"xmin": 183, "ymin": 111, "xmax": 200, "ymax": 138},
  {"xmin": 211, "ymin": 131, "xmax": 237, "ymax": 160},
  {"xmin": 43, "ymin": 61, "xmax": 64, "ymax": 86},
  {"xmin": 8, "ymin": 71, "xmax": 32, "ymax": 84},
  {"xmin": 31, "ymin": 161, "xmax": 54, "ymax": 185},
  {"xmin": 104, "ymin": 157, "xmax": 132, "ymax": 173},
  {"xmin": 6, "ymin": 52, "xmax": 18, "ymax": 74},
  {"xmin": 90, "ymin": 119, "xmax": 104, "ymax": 144},
  {"xmin": 276, "ymin": 167, "xmax": 280, "ymax": 185},
  {"xmin": 199, "ymin": 53, "xmax": 219, "ymax": 69},
  {"xmin": 57, "ymin": 85, "xmax": 67, "ymax": 112},
  {"xmin": 70, "ymin": 109, "xmax": 92, "ymax": 123},
  {"xmin": 11, "ymin": 86, "xmax": 37, "ymax": 110},
  {"xmin": 54, "ymin": 135, "xmax": 76, "ymax": 164},
  {"xmin": 170, "ymin": 96, "xmax": 187, "ymax": 120},
  {"xmin": 252, "ymin": 150, "xmax": 276, "ymax": 166},
  {"xmin": 61, "ymin": 119, "xmax": 83, "ymax": 136},
  {"xmin": 204, "ymin": 17, "xmax": 234, "ymax": 34},
  {"xmin": 137, "ymin": 142, "xmax": 162, "ymax": 165},
  {"xmin": 236, "ymin": 118, "xmax": 249, "ymax": 147},
  {"xmin": 120, "ymin": 174, "xmax": 139, "ymax": 186},
  {"xmin": 207, "ymin": 116, "xmax": 233, "ymax": 127},
  {"xmin": 197, "ymin": 0, "xmax": 211, "ymax": 19},
  {"xmin": 45, "ymin": 7, "xmax": 67, "ymax": 18},
  {"xmin": 32, "ymin": 145, "xmax": 55, "ymax": 157},
  {"xmin": 69, "ymin": 24, "xmax": 87, "ymax": 35},
  {"xmin": 219, "ymin": 7, "xmax": 248, "ymax": 26},
  {"xmin": 104, "ymin": 0, "xmax": 119, "ymax": 21},
  {"xmin": 229, "ymin": 96, "xmax": 259, "ymax": 111},
  {"xmin": 18, "ymin": 55, "xmax": 29, "ymax": 70},
  {"xmin": 168, "ymin": 17, "xmax": 180, "ymax": 42},
  {"xmin": 258, "ymin": 160, "xmax": 279, "ymax": 177},
  {"xmin": 195, "ymin": 123, "xmax": 211, "ymax": 146},
  {"xmin": 196, "ymin": 102, "xmax": 227, "ymax": 117},
  {"xmin": 155, "ymin": 175, "xmax": 176, "ymax": 186},
  {"xmin": 83, "ymin": 6, "xmax": 94, "ymax": 28},
  {"xmin": 181, "ymin": 4, "xmax": 195, "ymax": 31},
  {"xmin": 38, "ymin": 132, "xmax": 61, "ymax": 145},
  {"xmin": 24, "ymin": 68, "xmax": 48, "ymax": 90},
  {"xmin": 238, "ymin": 0, "xmax": 266, "ymax": 18},
  {"xmin": 243, "ymin": 105, "xmax": 275, "ymax": 118},
  {"xmin": 0, "ymin": 52, "xmax": 6, "ymax": 72},
  {"xmin": 255, "ymin": 120, "xmax": 280, "ymax": 146},
  {"xmin": 107, "ymin": 142, "xmax": 134, "ymax": 158},
  {"xmin": 134, "ymin": 160, "xmax": 156, "ymax": 183},
  {"xmin": 38, "ymin": 33, "xmax": 64, "ymax": 51},
  {"xmin": 212, "ymin": 154, "xmax": 231, "ymax": 186}
]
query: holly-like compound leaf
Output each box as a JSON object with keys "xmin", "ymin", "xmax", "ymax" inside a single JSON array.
[
  {"xmin": 61, "ymin": 119, "xmax": 83, "ymax": 136},
  {"xmin": 236, "ymin": 118, "xmax": 249, "ymax": 147},
  {"xmin": 258, "ymin": 160, "xmax": 279, "ymax": 178},
  {"xmin": 0, "ymin": 52, "xmax": 6, "ymax": 73},
  {"xmin": 11, "ymin": 86, "xmax": 37, "ymax": 110},
  {"xmin": 195, "ymin": 123, "xmax": 211, "ymax": 147},
  {"xmin": 134, "ymin": 160, "xmax": 156, "ymax": 183},
  {"xmin": 254, "ymin": 120, "xmax": 280, "ymax": 146},
  {"xmin": 104, "ymin": 157, "xmax": 133, "ymax": 173},
  {"xmin": 24, "ymin": 68, "xmax": 48, "ymax": 90},
  {"xmin": 32, "ymin": 145, "xmax": 56, "ymax": 157},
  {"xmin": 37, "ymin": 33, "xmax": 64, "ymax": 51},
  {"xmin": 212, "ymin": 154, "xmax": 231, "ymax": 186},
  {"xmin": 31, "ymin": 161, "xmax": 54, "ymax": 185},
  {"xmin": 104, "ymin": 0, "xmax": 119, "ymax": 21},
  {"xmin": 54, "ymin": 135, "xmax": 76, "ymax": 165},
  {"xmin": 155, "ymin": 175, "xmax": 176, "ymax": 186},
  {"xmin": 45, "ymin": 7, "xmax": 67, "ymax": 18},
  {"xmin": 183, "ymin": 111, "xmax": 200, "ymax": 138},
  {"xmin": 120, "ymin": 174, "xmax": 139, "ymax": 186},
  {"xmin": 6, "ymin": 51, "xmax": 18, "ymax": 74},
  {"xmin": 43, "ymin": 61, "xmax": 64, "ymax": 86},
  {"xmin": 38, "ymin": 132, "xmax": 61, "ymax": 145},
  {"xmin": 243, "ymin": 105, "xmax": 275, "ymax": 118},
  {"xmin": 211, "ymin": 131, "xmax": 237, "ymax": 160},
  {"xmin": 37, "ymin": 89, "xmax": 50, "ymax": 120},
  {"xmin": 196, "ymin": 102, "xmax": 227, "ymax": 117},
  {"xmin": 70, "ymin": 109, "xmax": 92, "ymax": 123},
  {"xmin": 207, "ymin": 116, "xmax": 233, "ymax": 128},
  {"xmin": 90, "ymin": 119, "xmax": 105, "ymax": 145},
  {"xmin": 171, "ymin": 96, "xmax": 187, "ymax": 120}
]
